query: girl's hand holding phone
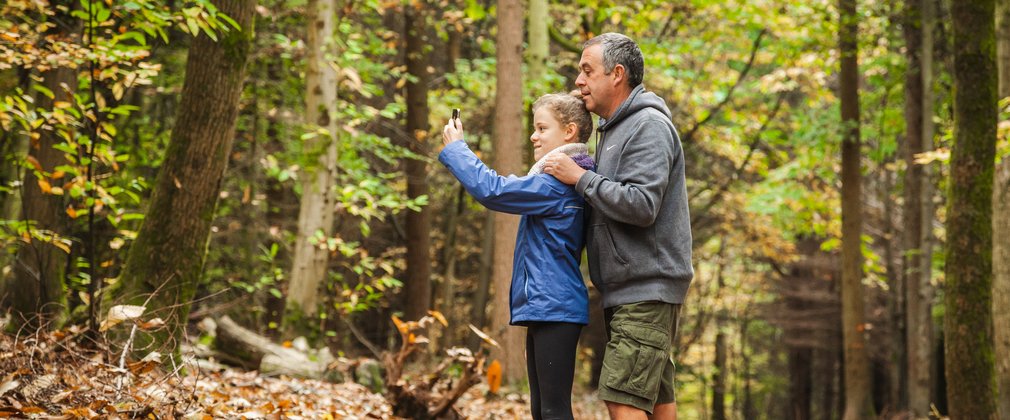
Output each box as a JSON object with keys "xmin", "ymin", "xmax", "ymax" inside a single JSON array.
[{"xmin": 442, "ymin": 109, "xmax": 464, "ymax": 146}]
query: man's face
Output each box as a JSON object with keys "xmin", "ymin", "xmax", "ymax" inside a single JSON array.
[{"xmin": 576, "ymin": 44, "xmax": 618, "ymax": 119}]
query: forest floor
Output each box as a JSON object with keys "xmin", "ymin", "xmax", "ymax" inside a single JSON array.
[{"xmin": 0, "ymin": 327, "xmax": 608, "ymax": 419}]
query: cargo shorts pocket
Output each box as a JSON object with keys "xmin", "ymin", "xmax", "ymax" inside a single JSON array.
[{"xmin": 603, "ymin": 322, "xmax": 671, "ymax": 400}]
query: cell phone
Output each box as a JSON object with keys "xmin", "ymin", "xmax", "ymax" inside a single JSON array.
[{"xmin": 452, "ymin": 108, "xmax": 460, "ymax": 121}]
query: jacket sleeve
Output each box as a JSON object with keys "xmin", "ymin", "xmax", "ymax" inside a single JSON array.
[
  {"xmin": 438, "ymin": 140, "xmax": 568, "ymax": 216},
  {"xmin": 575, "ymin": 119, "xmax": 677, "ymax": 227}
]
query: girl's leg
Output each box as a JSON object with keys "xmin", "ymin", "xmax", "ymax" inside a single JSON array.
[
  {"xmin": 526, "ymin": 327, "xmax": 542, "ymax": 420},
  {"xmin": 527, "ymin": 322, "xmax": 583, "ymax": 420}
]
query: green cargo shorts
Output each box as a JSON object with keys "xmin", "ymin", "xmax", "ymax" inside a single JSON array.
[{"xmin": 598, "ymin": 301, "xmax": 681, "ymax": 414}]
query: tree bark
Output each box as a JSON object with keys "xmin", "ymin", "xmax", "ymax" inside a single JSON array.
[
  {"xmin": 903, "ymin": 0, "xmax": 928, "ymax": 415},
  {"xmin": 467, "ymin": 210, "xmax": 494, "ymax": 351},
  {"xmin": 403, "ymin": 1, "xmax": 433, "ymax": 321},
  {"xmin": 712, "ymin": 252, "xmax": 728, "ymax": 420},
  {"xmin": 994, "ymin": 154, "xmax": 1010, "ymax": 420},
  {"xmin": 838, "ymin": 0, "xmax": 873, "ymax": 417},
  {"xmin": 999, "ymin": 0, "xmax": 1010, "ymax": 98},
  {"xmin": 490, "ymin": 0, "xmax": 526, "ymax": 384},
  {"xmin": 945, "ymin": 0, "xmax": 1000, "ymax": 418},
  {"xmin": 525, "ymin": 0, "xmax": 548, "ymax": 165},
  {"xmin": 112, "ymin": 0, "xmax": 255, "ymax": 355},
  {"xmin": 287, "ymin": 0, "xmax": 339, "ymax": 315},
  {"xmin": 993, "ymin": 1, "xmax": 1010, "ymax": 417},
  {"xmin": 913, "ymin": 0, "xmax": 938, "ymax": 413},
  {"xmin": 6, "ymin": 65, "xmax": 75, "ymax": 330}
]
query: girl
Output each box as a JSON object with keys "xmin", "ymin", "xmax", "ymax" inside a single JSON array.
[{"xmin": 439, "ymin": 93, "xmax": 594, "ymax": 420}]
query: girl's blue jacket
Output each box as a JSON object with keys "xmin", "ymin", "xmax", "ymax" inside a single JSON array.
[{"xmin": 438, "ymin": 140, "xmax": 591, "ymax": 325}]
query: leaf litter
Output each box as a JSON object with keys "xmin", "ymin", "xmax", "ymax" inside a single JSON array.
[{"xmin": 0, "ymin": 327, "xmax": 608, "ymax": 419}]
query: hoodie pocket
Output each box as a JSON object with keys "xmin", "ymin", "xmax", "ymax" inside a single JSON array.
[{"xmin": 589, "ymin": 223, "xmax": 629, "ymax": 284}]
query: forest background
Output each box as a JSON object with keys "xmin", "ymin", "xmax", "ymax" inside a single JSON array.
[{"xmin": 2, "ymin": 0, "xmax": 1009, "ymax": 418}]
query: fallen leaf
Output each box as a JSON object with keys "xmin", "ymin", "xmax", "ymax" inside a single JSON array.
[
  {"xmin": 486, "ymin": 360, "xmax": 502, "ymax": 394},
  {"xmin": 468, "ymin": 324, "xmax": 500, "ymax": 348},
  {"xmin": 99, "ymin": 305, "xmax": 146, "ymax": 332},
  {"xmin": 137, "ymin": 318, "xmax": 165, "ymax": 330}
]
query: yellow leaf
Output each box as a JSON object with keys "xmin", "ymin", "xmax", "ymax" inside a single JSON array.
[
  {"xmin": 486, "ymin": 360, "xmax": 502, "ymax": 394},
  {"xmin": 49, "ymin": 236, "xmax": 70, "ymax": 253},
  {"xmin": 407, "ymin": 333, "xmax": 416, "ymax": 344},
  {"xmin": 282, "ymin": 340, "xmax": 293, "ymax": 348},
  {"xmin": 51, "ymin": 170, "xmax": 65, "ymax": 179},
  {"xmin": 66, "ymin": 206, "xmax": 78, "ymax": 219},
  {"xmin": 392, "ymin": 315, "xmax": 408, "ymax": 335},
  {"xmin": 37, "ymin": 178, "xmax": 52, "ymax": 193},
  {"xmin": 53, "ymin": 101, "xmax": 71, "ymax": 109},
  {"xmin": 428, "ymin": 310, "xmax": 448, "ymax": 327}
]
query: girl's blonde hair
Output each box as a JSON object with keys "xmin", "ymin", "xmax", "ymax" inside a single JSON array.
[{"xmin": 532, "ymin": 92, "xmax": 593, "ymax": 143}]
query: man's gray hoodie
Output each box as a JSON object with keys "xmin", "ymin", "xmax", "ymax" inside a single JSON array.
[{"xmin": 575, "ymin": 84, "xmax": 694, "ymax": 308}]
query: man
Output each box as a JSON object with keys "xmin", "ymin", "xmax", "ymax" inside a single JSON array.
[{"xmin": 544, "ymin": 33, "xmax": 693, "ymax": 420}]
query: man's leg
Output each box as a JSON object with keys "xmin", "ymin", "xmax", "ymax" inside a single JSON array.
[
  {"xmin": 649, "ymin": 402, "xmax": 676, "ymax": 420},
  {"xmin": 606, "ymin": 401, "xmax": 649, "ymax": 420},
  {"xmin": 650, "ymin": 305, "xmax": 682, "ymax": 420},
  {"xmin": 598, "ymin": 302, "xmax": 676, "ymax": 418}
]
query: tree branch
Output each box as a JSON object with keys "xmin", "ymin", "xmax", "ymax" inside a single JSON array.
[
  {"xmin": 548, "ymin": 23, "xmax": 582, "ymax": 54},
  {"xmin": 681, "ymin": 28, "xmax": 768, "ymax": 144},
  {"xmin": 690, "ymin": 92, "xmax": 786, "ymax": 230}
]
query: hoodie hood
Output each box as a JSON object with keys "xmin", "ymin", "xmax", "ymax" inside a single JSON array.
[{"xmin": 598, "ymin": 84, "xmax": 673, "ymax": 132}]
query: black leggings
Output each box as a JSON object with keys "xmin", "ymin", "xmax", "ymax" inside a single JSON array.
[{"xmin": 525, "ymin": 321, "xmax": 583, "ymax": 420}]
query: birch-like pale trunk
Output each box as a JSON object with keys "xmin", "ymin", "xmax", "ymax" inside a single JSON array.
[{"xmin": 287, "ymin": 0, "xmax": 340, "ymax": 315}]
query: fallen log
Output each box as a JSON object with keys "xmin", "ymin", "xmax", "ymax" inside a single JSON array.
[{"xmin": 213, "ymin": 315, "xmax": 338, "ymax": 381}]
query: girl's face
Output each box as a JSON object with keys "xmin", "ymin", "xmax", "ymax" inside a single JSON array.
[{"xmin": 530, "ymin": 107, "xmax": 577, "ymax": 161}]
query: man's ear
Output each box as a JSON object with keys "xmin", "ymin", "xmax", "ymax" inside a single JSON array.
[{"xmin": 611, "ymin": 64, "xmax": 626, "ymax": 87}]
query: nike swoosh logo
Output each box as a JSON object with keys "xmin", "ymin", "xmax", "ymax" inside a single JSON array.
[{"xmin": 606, "ymin": 145, "xmax": 617, "ymax": 151}]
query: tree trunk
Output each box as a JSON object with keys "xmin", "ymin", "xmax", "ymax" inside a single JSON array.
[
  {"xmin": 994, "ymin": 155, "xmax": 1010, "ymax": 420},
  {"xmin": 438, "ymin": 186, "xmax": 465, "ymax": 341},
  {"xmin": 713, "ymin": 292, "xmax": 727, "ymax": 419},
  {"xmin": 467, "ymin": 210, "xmax": 494, "ymax": 351},
  {"xmin": 838, "ymin": 0, "xmax": 873, "ymax": 417},
  {"xmin": 945, "ymin": 1, "xmax": 1000, "ymax": 418},
  {"xmin": 0, "ymin": 69, "xmax": 29, "ymax": 237},
  {"xmin": 999, "ymin": 0, "xmax": 1010, "ymax": 98},
  {"xmin": 527, "ymin": 0, "xmax": 547, "ymax": 84},
  {"xmin": 741, "ymin": 318, "xmax": 756, "ymax": 420},
  {"xmin": 525, "ymin": 0, "xmax": 548, "ymax": 166},
  {"xmin": 403, "ymin": 1, "xmax": 433, "ymax": 321},
  {"xmin": 112, "ymin": 0, "xmax": 255, "ymax": 355},
  {"xmin": 902, "ymin": 0, "xmax": 927, "ymax": 415},
  {"xmin": 262, "ymin": 61, "xmax": 294, "ymax": 338},
  {"xmin": 993, "ymin": 2, "xmax": 1010, "ymax": 418},
  {"xmin": 490, "ymin": 0, "xmax": 526, "ymax": 384},
  {"xmin": 7, "ymin": 66, "xmax": 75, "ymax": 330},
  {"xmin": 287, "ymin": 0, "xmax": 339, "ymax": 315},
  {"xmin": 913, "ymin": 0, "xmax": 938, "ymax": 414}
]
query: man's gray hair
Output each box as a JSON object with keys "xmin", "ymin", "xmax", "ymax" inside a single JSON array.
[{"xmin": 584, "ymin": 33, "xmax": 644, "ymax": 88}]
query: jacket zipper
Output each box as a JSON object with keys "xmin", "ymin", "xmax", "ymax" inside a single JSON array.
[{"xmin": 524, "ymin": 266, "xmax": 531, "ymax": 302}]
